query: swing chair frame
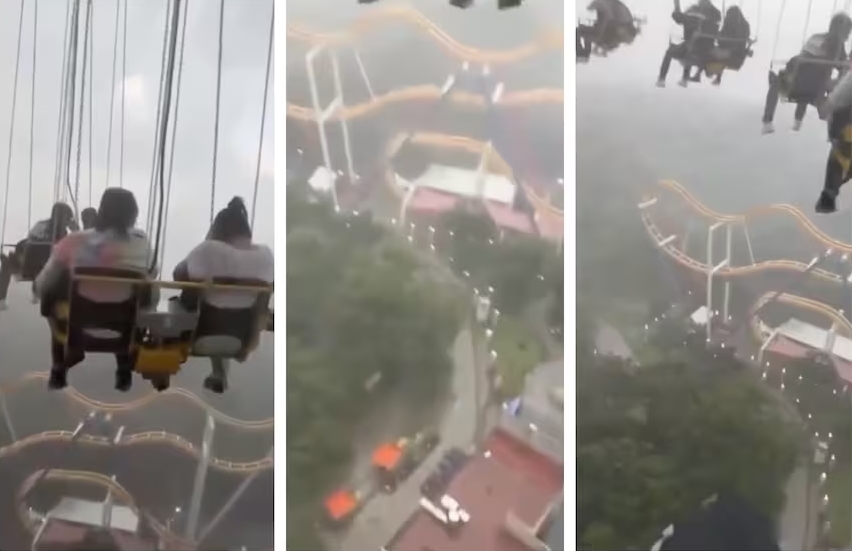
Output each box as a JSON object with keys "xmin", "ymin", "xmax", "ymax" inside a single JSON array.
[
  {"xmin": 577, "ymin": 9, "xmax": 647, "ymax": 59},
  {"xmin": 671, "ymin": 11, "xmax": 758, "ymax": 81}
]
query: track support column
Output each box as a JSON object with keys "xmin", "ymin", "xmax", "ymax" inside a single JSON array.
[
  {"xmin": 723, "ymin": 222, "xmax": 732, "ymax": 323},
  {"xmin": 0, "ymin": 386, "xmax": 17, "ymax": 443},
  {"xmin": 186, "ymin": 414, "xmax": 215, "ymax": 541}
]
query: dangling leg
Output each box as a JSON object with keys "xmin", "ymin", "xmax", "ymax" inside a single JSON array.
[
  {"xmin": 816, "ymin": 148, "xmax": 847, "ymax": 214},
  {"xmin": 204, "ymin": 357, "xmax": 229, "ymax": 394},
  {"xmin": 0, "ymin": 253, "xmax": 17, "ymax": 310},
  {"xmin": 114, "ymin": 352, "xmax": 134, "ymax": 392},
  {"xmin": 762, "ymin": 71, "xmax": 781, "ymax": 134},
  {"xmin": 48, "ymin": 340, "xmax": 67, "ymax": 389},
  {"xmin": 657, "ymin": 44, "xmax": 680, "ymax": 87},
  {"xmin": 793, "ymin": 101, "xmax": 808, "ymax": 131}
]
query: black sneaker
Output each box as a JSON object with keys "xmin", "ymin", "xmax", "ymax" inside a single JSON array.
[
  {"xmin": 204, "ymin": 375, "xmax": 226, "ymax": 394},
  {"xmin": 114, "ymin": 370, "xmax": 132, "ymax": 392},
  {"xmin": 47, "ymin": 367, "xmax": 67, "ymax": 390},
  {"xmin": 816, "ymin": 190, "xmax": 838, "ymax": 214}
]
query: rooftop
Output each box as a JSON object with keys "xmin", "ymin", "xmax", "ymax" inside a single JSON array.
[{"xmin": 385, "ymin": 428, "xmax": 562, "ymax": 551}]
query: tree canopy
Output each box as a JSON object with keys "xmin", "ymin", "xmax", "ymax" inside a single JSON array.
[
  {"xmin": 577, "ymin": 314, "xmax": 803, "ymax": 550},
  {"xmin": 437, "ymin": 204, "xmax": 559, "ymax": 317},
  {"xmin": 286, "ymin": 185, "xmax": 463, "ymax": 550}
]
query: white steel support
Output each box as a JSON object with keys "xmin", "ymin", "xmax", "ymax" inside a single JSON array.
[
  {"xmin": 305, "ymin": 46, "xmax": 338, "ymax": 208},
  {"xmin": 757, "ymin": 327, "xmax": 780, "ymax": 366},
  {"xmin": 186, "ymin": 415, "xmax": 215, "ymax": 541},
  {"xmin": 196, "ymin": 446, "xmax": 274, "ymax": 545},
  {"xmin": 30, "ymin": 513, "xmax": 51, "ymax": 551},
  {"xmin": 826, "ymin": 322, "xmax": 839, "ymax": 354},
  {"xmin": 0, "ymin": 388, "xmax": 17, "ymax": 442},
  {"xmin": 475, "ymin": 142, "xmax": 493, "ymax": 200},
  {"xmin": 723, "ymin": 223, "xmax": 733, "ymax": 323},
  {"xmin": 329, "ymin": 51, "xmax": 355, "ymax": 184},
  {"xmin": 742, "ymin": 223, "xmax": 755, "ymax": 264},
  {"xmin": 352, "ymin": 49, "xmax": 375, "ymax": 101},
  {"xmin": 658, "ymin": 235, "xmax": 677, "ymax": 247},
  {"xmin": 101, "ymin": 475, "xmax": 116, "ymax": 528},
  {"xmin": 706, "ymin": 221, "xmax": 726, "ymax": 342},
  {"xmin": 638, "ymin": 198, "xmax": 658, "ymax": 210}
]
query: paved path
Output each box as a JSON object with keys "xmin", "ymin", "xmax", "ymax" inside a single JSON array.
[
  {"xmin": 336, "ymin": 328, "xmax": 481, "ymax": 551},
  {"xmin": 779, "ymin": 465, "xmax": 814, "ymax": 551}
]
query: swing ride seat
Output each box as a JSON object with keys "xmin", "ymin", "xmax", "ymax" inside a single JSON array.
[
  {"xmin": 171, "ymin": 277, "xmax": 273, "ymax": 361},
  {"xmin": 675, "ymin": 32, "xmax": 755, "ymax": 76},
  {"xmin": 48, "ymin": 270, "xmax": 272, "ymax": 392},
  {"xmin": 772, "ymin": 57, "xmax": 848, "ymax": 104},
  {"xmin": 47, "ymin": 267, "xmax": 151, "ymax": 369}
]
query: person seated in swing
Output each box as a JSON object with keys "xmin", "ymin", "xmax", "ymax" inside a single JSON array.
[
  {"xmin": 0, "ymin": 201, "xmax": 78, "ymax": 310},
  {"xmin": 696, "ymin": 5, "xmax": 751, "ymax": 85},
  {"xmin": 815, "ymin": 62, "xmax": 852, "ymax": 213},
  {"xmin": 34, "ymin": 188, "xmax": 157, "ymax": 391},
  {"xmin": 172, "ymin": 197, "xmax": 273, "ymax": 394},
  {"xmin": 582, "ymin": 0, "xmax": 639, "ymax": 59},
  {"xmin": 762, "ymin": 12, "xmax": 852, "ymax": 134},
  {"xmin": 81, "ymin": 207, "xmax": 97, "ymax": 230},
  {"xmin": 657, "ymin": 0, "xmax": 721, "ymax": 88}
]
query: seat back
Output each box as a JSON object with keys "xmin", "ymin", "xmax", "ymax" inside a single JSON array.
[
  {"xmin": 65, "ymin": 267, "xmax": 151, "ymax": 353},
  {"xmin": 18, "ymin": 241, "xmax": 53, "ymax": 281},
  {"xmin": 184, "ymin": 278, "xmax": 272, "ymax": 359}
]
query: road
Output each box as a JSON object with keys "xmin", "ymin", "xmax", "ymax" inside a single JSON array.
[
  {"xmin": 337, "ymin": 327, "xmax": 481, "ymax": 551},
  {"xmin": 779, "ymin": 465, "xmax": 814, "ymax": 551}
]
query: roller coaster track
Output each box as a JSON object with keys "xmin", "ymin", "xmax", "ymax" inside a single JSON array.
[
  {"xmin": 286, "ymin": 5, "xmax": 563, "ymax": 65},
  {"xmin": 747, "ymin": 291, "xmax": 852, "ymax": 351},
  {"xmin": 285, "ymin": 85, "xmax": 564, "ymax": 121},
  {"xmin": 16, "ymin": 468, "xmax": 196, "ymax": 548},
  {"xmin": 379, "ymin": 131, "xmax": 564, "ymax": 224},
  {"xmin": 0, "ymin": 430, "xmax": 273, "ymax": 473},
  {"xmin": 0, "ymin": 373, "xmax": 273, "ymax": 431},
  {"xmin": 652, "ymin": 180, "xmax": 852, "ymax": 254},
  {"xmin": 640, "ymin": 205, "xmax": 845, "ymax": 283},
  {"xmin": 640, "ymin": 190, "xmax": 852, "ymax": 354}
]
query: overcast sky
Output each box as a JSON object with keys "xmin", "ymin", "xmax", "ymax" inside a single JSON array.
[{"xmin": 0, "ymin": 0, "xmax": 273, "ymax": 274}]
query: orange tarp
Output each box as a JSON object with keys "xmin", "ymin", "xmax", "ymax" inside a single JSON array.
[
  {"xmin": 324, "ymin": 490, "xmax": 357, "ymax": 521},
  {"xmin": 372, "ymin": 442, "xmax": 404, "ymax": 470}
]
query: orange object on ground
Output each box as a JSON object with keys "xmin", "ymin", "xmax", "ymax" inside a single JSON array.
[
  {"xmin": 324, "ymin": 490, "xmax": 357, "ymax": 521},
  {"xmin": 372, "ymin": 442, "xmax": 404, "ymax": 471}
]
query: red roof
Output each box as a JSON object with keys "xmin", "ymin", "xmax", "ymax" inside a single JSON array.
[
  {"xmin": 386, "ymin": 428, "xmax": 562, "ymax": 551},
  {"xmin": 485, "ymin": 201, "xmax": 535, "ymax": 234},
  {"xmin": 406, "ymin": 188, "xmax": 461, "ymax": 214},
  {"xmin": 766, "ymin": 336, "xmax": 852, "ymax": 384}
]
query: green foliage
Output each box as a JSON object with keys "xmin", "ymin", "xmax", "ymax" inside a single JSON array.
[
  {"xmin": 491, "ymin": 316, "xmax": 545, "ymax": 398},
  {"xmin": 437, "ymin": 205, "xmax": 558, "ymax": 317},
  {"xmin": 576, "ymin": 316, "xmax": 803, "ymax": 550},
  {"xmin": 286, "ymin": 186, "xmax": 462, "ymax": 550}
]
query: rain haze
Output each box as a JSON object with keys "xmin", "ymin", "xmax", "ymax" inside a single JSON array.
[
  {"xmin": 0, "ymin": 1, "xmax": 274, "ymax": 549},
  {"xmin": 287, "ymin": 2, "xmax": 563, "ymax": 551}
]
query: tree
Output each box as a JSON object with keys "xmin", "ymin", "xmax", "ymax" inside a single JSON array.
[
  {"xmin": 576, "ymin": 314, "xmax": 803, "ymax": 550},
  {"xmin": 286, "ymin": 189, "xmax": 463, "ymax": 550}
]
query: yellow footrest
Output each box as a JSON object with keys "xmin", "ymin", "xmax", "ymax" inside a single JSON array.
[{"xmin": 135, "ymin": 345, "xmax": 187, "ymax": 376}]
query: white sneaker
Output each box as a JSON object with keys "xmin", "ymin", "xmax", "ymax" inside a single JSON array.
[
  {"xmin": 792, "ymin": 119, "xmax": 803, "ymax": 131},
  {"xmin": 761, "ymin": 122, "xmax": 775, "ymax": 135},
  {"xmin": 677, "ymin": 78, "xmax": 688, "ymax": 88},
  {"xmin": 655, "ymin": 79, "xmax": 666, "ymax": 88}
]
